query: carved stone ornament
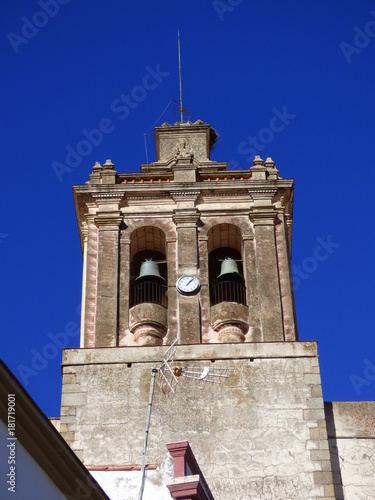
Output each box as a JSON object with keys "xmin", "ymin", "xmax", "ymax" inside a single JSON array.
[{"xmin": 175, "ymin": 138, "xmax": 193, "ymax": 160}]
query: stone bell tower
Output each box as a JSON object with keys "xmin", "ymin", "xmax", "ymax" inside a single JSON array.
[
  {"xmin": 74, "ymin": 120, "xmax": 297, "ymax": 350},
  {"xmin": 62, "ymin": 120, "xmax": 335, "ymax": 499}
]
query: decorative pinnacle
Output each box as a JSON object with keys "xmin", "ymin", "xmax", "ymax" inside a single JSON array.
[
  {"xmin": 92, "ymin": 161, "xmax": 102, "ymax": 172},
  {"xmin": 103, "ymin": 159, "xmax": 114, "ymax": 170},
  {"xmin": 252, "ymin": 155, "xmax": 265, "ymax": 167},
  {"xmin": 264, "ymin": 157, "xmax": 275, "ymax": 168}
]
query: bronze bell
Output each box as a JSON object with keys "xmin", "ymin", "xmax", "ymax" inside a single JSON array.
[
  {"xmin": 217, "ymin": 257, "xmax": 244, "ymax": 283},
  {"xmin": 136, "ymin": 259, "xmax": 166, "ymax": 284}
]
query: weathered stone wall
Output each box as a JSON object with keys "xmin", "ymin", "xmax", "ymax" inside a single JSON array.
[
  {"xmin": 325, "ymin": 401, "xmax": 375, "ymax": 499},
  {"xmin": 61, "ymin": 343, "xmax": 334, "ymax": 499}
]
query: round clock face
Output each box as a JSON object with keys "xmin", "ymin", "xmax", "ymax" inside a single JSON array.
[{"xmin": 176, "ymin": 275, "xmax": 200, "ymax": 295}]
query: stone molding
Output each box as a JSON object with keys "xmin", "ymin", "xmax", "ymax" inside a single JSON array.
[
  {"xmin": 210, "ymin": 302, "xmax": 249, "ymax": 343},
  {"xmin": 242, "ymin": 233, "xmax": 254, "ymax": 241},
  {"xmin": 126, "ymin": 194, "xmax": 169, "ymax": 201},
  {"xmin": 91, "ymin": 192, "xmax": 124, "ymax": 201},
  {"xmin": 129, "ymin": 303, "xmax": 168, "ymax": 346},
  {"xmin": 94, "ymin": 214, "xmax": 123, "ymax": 230},
  {"xmin": 172, "ymin": 211, "xmax": 201, "ymax": 227},
  {"xmin": 80, "ymin": 222, "xmax": 88, "ymax": 240},
  {"xmin": 171, "ymin": 190, "xmax": 201, "ymax": 201},
  {"xmin": 249, "ymin": 208, "xmax": 278, "ymax": 226},
  {"xmin": 249, "ymin": 188, "xmax": 278, "ymax": 196},
  {"xmin": 62, "ymin": 341, "xmax": 318, "ymax": 367}
]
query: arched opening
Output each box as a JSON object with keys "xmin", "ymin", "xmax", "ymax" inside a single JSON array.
[
  {"xmin": 130, "ymin": 226, "xmax": 167, "ymax": 308},
  {"xmin": 207, "ymin": 224, "xmax": 246, "ymax": 306}
]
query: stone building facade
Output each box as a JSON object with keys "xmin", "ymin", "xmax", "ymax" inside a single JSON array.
[{"xmin": 60, "ymin": 120, "xmax": 375, "ymax": 499}]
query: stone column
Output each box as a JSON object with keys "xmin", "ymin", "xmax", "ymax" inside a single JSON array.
[
  {"xmin": 166, "ymin": 237, "xmax": 178, "ymax": 345},
  {"xmin": 276, "ymin": 209, "xmax": 297, "ymax": 341},
  {"xmin": 242, "ymin": 233, "xmax": 263, "ymax": 342},
  {"xmin": 94, "ymin": 213, "xmax": 122, "ymax": 347},
  {"xmin": 249, "ymin": 196, "xmax": 284, "ymax": 342},
  {"xmin": 83, "ymin": 214, "xmax": 98, "ymax": 348},
  {"xmin": 172, "ymin": 199, "xmax": 201, "ymax": 344},
  {"xmin": 79, "ymin": 222, "xmax": 88, "ymax": 348},
  {"xmin": 118, "ymin": 232, "xmax": 130, "ymax": 346},
  {"xmin": 197, "ymin": 235, "xmax": 211, "ymax": 341}
]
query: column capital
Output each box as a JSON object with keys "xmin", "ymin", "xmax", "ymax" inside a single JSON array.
[
  {"xmin": 80, "ymin": 221, "xmax": 88, "ymax": 240},
  {"xmin": 172, "ymin": 209, "xmax": 200, "ymax": 228},
  {"xmin": 94, "ymin": 212, "xmax": 123, "ymax": 230},
  {"xmin": 249, "ymin": 207, "xmax": 278, "ymax": 226},
  {"xmin": 242, "ymin": 233, "xmax": 254, "ymax": 241},
  {"xmin": 198, "ymin": 235, "xmax": 209, "ymax": 242}
]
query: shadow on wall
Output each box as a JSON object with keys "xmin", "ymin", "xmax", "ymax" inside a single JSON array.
[{"xmin": 324, "ymin": 403, "xmax": 345, "ymax": 500}]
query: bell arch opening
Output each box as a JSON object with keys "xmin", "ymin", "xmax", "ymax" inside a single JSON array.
[
  {"xmin": 129, "ymin": 226, "xmax": 167, "ymax": 307},
  {"xmin": 207, "ymin": 224, "xmax": 246, "ymax": 306}
]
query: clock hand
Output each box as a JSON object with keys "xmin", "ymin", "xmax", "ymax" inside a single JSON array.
[{"xmin": 187, "ymin": 278, "xmax": 194, "ymax": 285}]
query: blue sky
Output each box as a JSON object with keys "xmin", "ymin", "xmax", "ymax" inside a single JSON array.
[{"xmin": 1, "ymin": 1, "xmax": 374, "ymax": 417}]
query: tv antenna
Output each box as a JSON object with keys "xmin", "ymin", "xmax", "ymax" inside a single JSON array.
[{"xmin": 138, "ymin": 339, "xmax": 234, "ymax": 500}]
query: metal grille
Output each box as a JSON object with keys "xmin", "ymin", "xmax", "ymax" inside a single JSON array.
[
  {"xmin": 211, "ymin": 280, "xmax": 246, "ymax": 306},
  {"xmin": 130, "ymin": 281, "xmax": 168, "ymax": 308}
]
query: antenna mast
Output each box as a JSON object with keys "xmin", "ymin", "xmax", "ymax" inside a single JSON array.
[{"xmin": 178, "ymin": 30, "xmax": 183, "ymax": 123}]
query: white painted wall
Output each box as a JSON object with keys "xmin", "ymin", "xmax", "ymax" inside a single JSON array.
[
  {"xmin": 91, "ymin": 455, "xmax": 173, "ymax": 500},
  {"xmin": 0, "ymin": 421, "xmax": 65, "ymax": 499}
]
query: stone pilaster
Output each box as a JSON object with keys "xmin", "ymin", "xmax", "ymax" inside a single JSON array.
[
  {"xmin": 172, "ymin": 199, "xmax": 201, "ymax": 344},
  {"xmin": 198, "ymin": 235, "xmax": 210, "ymax": 341},
  {"xmin": 249, "ymin": 196, "xmax": 284, "ymax": 342},
  {"xmin": 242, "ymin": 233, "xmax": 263, "ymax": 342},
  {"xmin": 94, "ymin": 213, "xmax": 122, "ymax": 347},
  {"xmin": 275, "ymin": 209, "xmax": 297, "ymax": 341},
  {"xmin": 172, "ymin": 153, "xmax": 197, "ymax": 183},
  {"xmin": 166, "ymin": 237, "xmax": 178, "ymax": 345},
  {"xmin": 79, "ymin": 222, "xmax": 88, "ymax": 348},
  {"xmin": 118, "ymin": 233, "xmax": 130, "ymax": 346},
  {"xmin": 83, "ymin": 215, "xmax": 98, "ymax": 348}
]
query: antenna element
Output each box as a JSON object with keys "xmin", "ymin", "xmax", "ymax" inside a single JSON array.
[{"xmin": 178, "ymin": 30, "xmax": 183, "ymax": 123}]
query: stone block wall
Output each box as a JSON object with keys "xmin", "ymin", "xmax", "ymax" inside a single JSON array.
[
  {"xmin": 325, "ymin": 401, "xmax": 375, "ymax": 499},
  {"xmin": 60, "ymin": 343, "xmax": 334, "ymax": 499}
]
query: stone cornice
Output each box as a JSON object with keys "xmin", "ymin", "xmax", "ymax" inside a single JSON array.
[
  {"xmin": 201, "ymin": 190, "xmax": 249, "ymax": 198},
  {"xmin": 91, "ymin": 192, "xmax": 124, "ymax": 201},
  {"xmin": 126, "ymin": 194, "xmax": 169, "ymax": 201},
  {"xmin": 171, "ymin": 190, "xmax": 201, "ymax": 201},
  {"xmin": 249, "ymin": 188, "xmax": 278, "ymax": 199},
  {"xmin": 62, "ymin": 342, "xmax": 318, "ymax": 366}
]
